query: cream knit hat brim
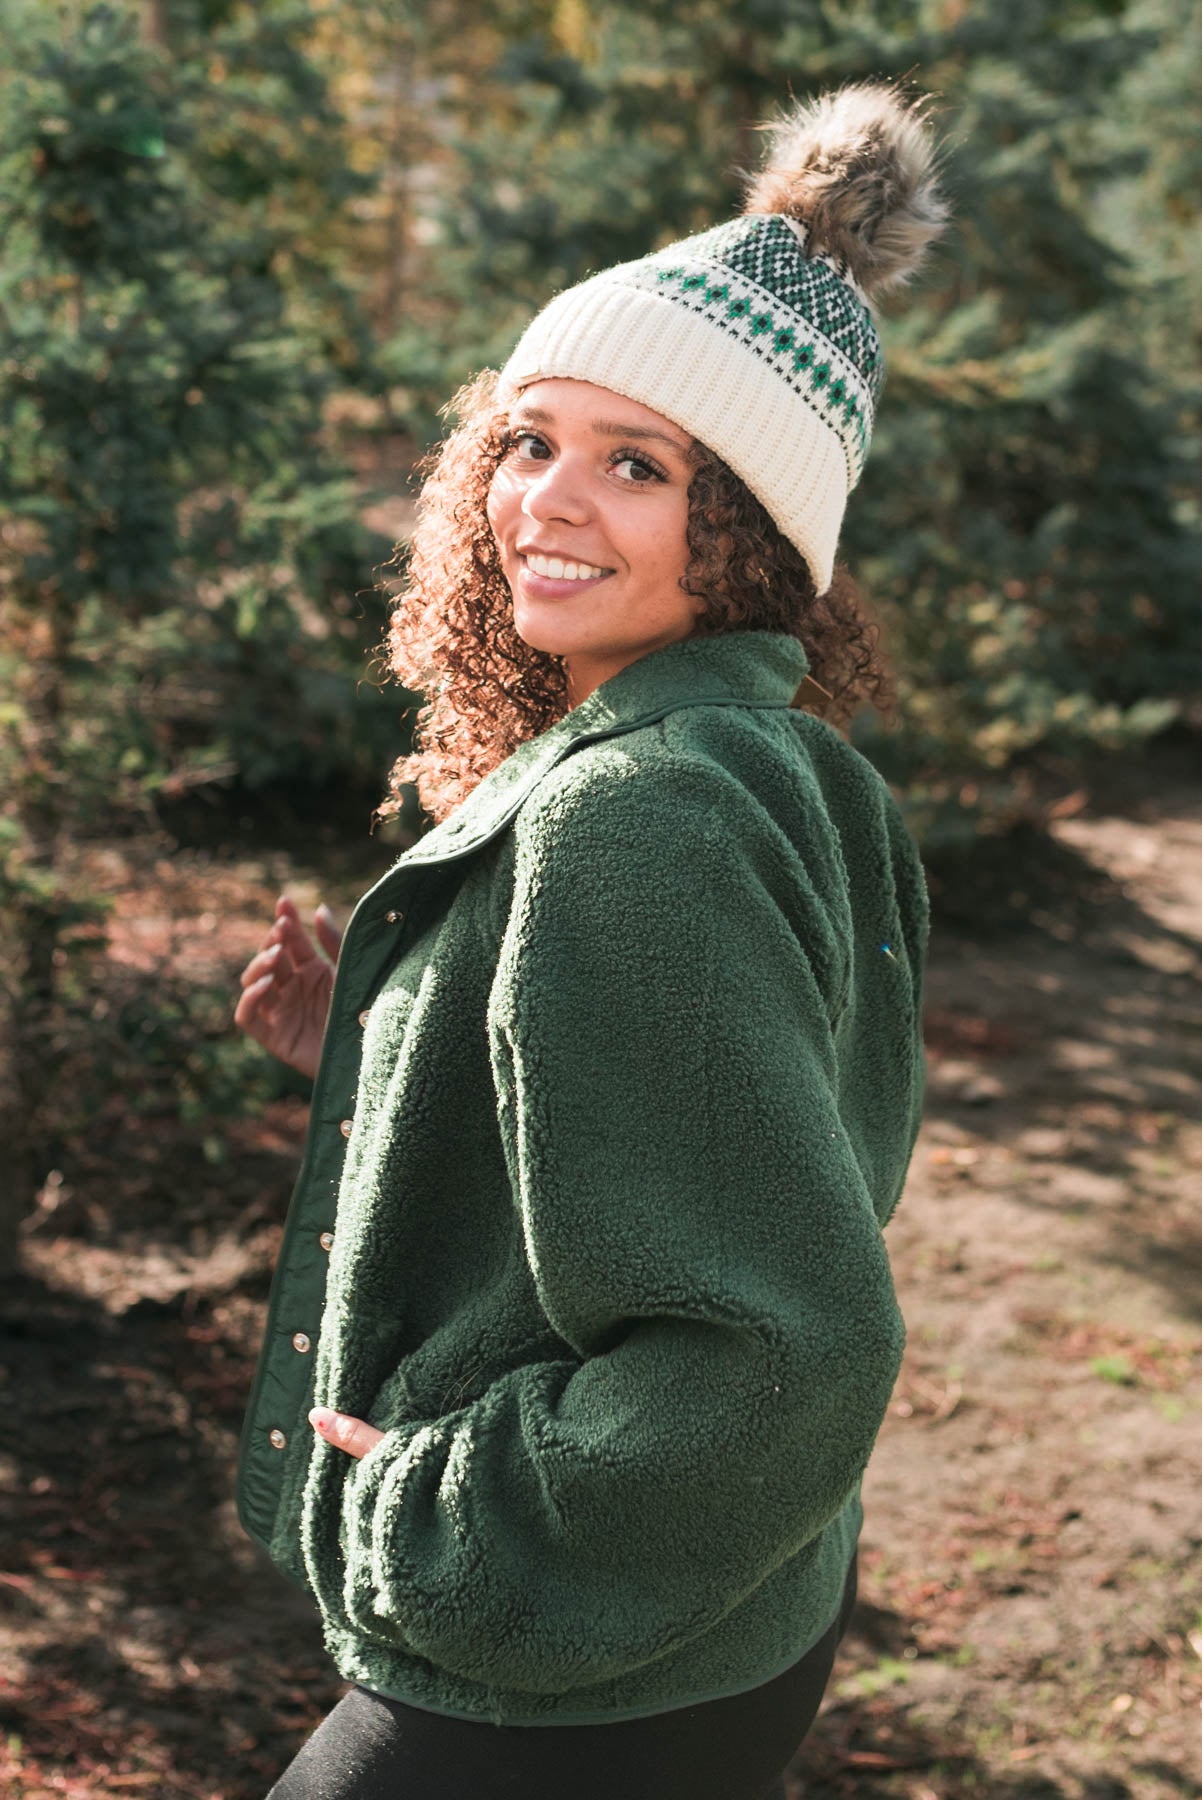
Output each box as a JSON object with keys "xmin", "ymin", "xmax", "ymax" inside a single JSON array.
[{"xmin": 499, "ymin": 272, "xmax": 850, "ymax": 595}]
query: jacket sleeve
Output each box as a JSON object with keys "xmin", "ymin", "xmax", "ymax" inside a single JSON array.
[{"xmin": 336, "ymin": 755, "xmax": 908, "ymax": 1693}]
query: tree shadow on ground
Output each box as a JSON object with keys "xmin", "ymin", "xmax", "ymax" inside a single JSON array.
[
  {"xmin": 0, "ymin": 1265, "xmax": 341, "ymax": 1798},
  {"xmin": 920, "ymin": 749, "xmax": 1202, "ymax": 1329},
  {"xmin": 792, "ymin": 1684, "xmax": 1170, "ymax": 1800}
]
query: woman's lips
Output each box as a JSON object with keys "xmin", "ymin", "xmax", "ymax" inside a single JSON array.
[{"xmin": 517, "ymin": 556, "xmax": 613, "ymax": 599}]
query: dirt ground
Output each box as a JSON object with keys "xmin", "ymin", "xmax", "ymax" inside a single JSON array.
[{"xmin": 1, "ymin": 737, "xmax": 1199, "ymax": 1800}]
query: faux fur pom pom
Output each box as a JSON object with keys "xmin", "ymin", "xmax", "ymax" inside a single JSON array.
[{"xmin": 743, "ymin": 80, "xmax": 950, "ymax": 303}]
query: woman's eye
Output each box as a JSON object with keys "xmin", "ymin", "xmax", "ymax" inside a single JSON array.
[
  {"xmin": 612, "ymin": 454, "xmax": 660, "ymax": 484},
  {"xmin": 507, "ymin": 430, "xmax": 550, "ymax": 459}
]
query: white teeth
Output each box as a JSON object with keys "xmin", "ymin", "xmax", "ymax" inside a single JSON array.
[{"xmin": 526, "ymin": 553, "xmax": 609, "ymax": 581}]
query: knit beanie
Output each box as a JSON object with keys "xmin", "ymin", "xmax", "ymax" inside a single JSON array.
[{"xmin": 497, "ymin": 81, "xmax": 950, "ymax": 596}]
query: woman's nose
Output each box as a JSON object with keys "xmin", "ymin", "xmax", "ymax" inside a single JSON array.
[{"xmin": 522, "ymin": 456, "xmax": 591, "ymax": 523}]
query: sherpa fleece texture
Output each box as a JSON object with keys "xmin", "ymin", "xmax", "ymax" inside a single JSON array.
[{"xmin": 235, "ymin": 629, "xmax": 929, "ymax": 1727}]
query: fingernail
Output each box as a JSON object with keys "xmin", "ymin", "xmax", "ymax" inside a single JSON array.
[{"xmin": 309, "ymin": 1407, "xmax": 335, "ymax": 1431}]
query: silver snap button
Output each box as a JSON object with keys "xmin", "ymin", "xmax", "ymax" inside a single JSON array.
[
  {"xmin": 319, "ymin": 1230, "xmax": 334, "ymax": 1252},
  {"xmin": 339, "ymin": 1118, "xmax": 353, "ymax": 1138},
  {"xmin": 384, "ymin": 910, "xmax": 401, "ymax": 925},
  {"xmin": 269, "ymin": 1428, "xmax": 287, "ymax": 1450},
  {"xmin": 292, "ymin": 1331, "xmax": 311, "ymax": 1354},
  {"xmin": 357, "ymin": 1008, "xmax": 371, "ymax": 1027}
]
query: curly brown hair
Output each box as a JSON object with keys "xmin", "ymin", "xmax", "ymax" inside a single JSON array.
[{"xmin": 373, "ymin": 367, "xmax": 898, "ymax": 827}]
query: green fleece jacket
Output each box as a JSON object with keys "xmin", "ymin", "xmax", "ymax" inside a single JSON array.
[{"xmin": 235, "ymin": 628, "xmax": 928, "ymax": 1726}]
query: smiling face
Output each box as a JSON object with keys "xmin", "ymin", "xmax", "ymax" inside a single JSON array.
[{"xmin": 485, "ymin": 377, "xmax": 704, "ymax": 707}]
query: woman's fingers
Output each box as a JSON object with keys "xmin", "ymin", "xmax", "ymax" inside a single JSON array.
[
  {"xmin": 234, "ymin": 896, "xmax": 338, "ymax": 1053},
  {"xmin": 314, "ymin": 902, "xmax": 343, "ymax": 963},
  {"xmin": 274, "ymin": 908, "xmax": 318, "ymax": 967},
  {"xmin": 234, "ymin": 971, "xmax": 277, "ymax": 1035},
  {"xmin": 309, "ymin": 1408, "xmax": 384, "ymax": 1461},
  {"xmin": 239, "ymin": 942, "xmax": 293, "ymax": 989},
  {"xmin": 239, "ymin": 944, "xmax": 278, "ymax": 988},
  {"xmin": 267, "ymin": 895, "xmax": 340, "ymax": 967}
]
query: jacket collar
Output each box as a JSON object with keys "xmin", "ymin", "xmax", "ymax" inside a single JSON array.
[{"xmin": 398, "ymin": 629, "xmax": 809, "ymax": 869}]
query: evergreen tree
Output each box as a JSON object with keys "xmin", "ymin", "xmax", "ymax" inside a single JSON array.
[
  {"xmin": 844, "ymin": 2, "xmax": 1201, "ymax": 843},
  {"xmin": 373, "ymin": 0, "xmax": 1202, "ymax": 844},
  {"xmin": 1095, "ymin": 0, "xmax": 1201, "ymax": 386},
  {"xmin": 0, "ymin": 0, "xmax": 391, "ymax": 1271}
]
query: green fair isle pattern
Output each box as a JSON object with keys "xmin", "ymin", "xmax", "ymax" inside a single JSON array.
[
  {"xmin": 706, "ymin": 216, "xmax": 883, "ymax": 402},
  {"xmin": 610, "ymin": 215, "xmax": 882, "ymax": 485}
]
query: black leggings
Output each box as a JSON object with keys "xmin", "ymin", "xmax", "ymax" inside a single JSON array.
[{"xmin": 265, "ymin": 1553, "xmax": 856, "ymax": 1800}]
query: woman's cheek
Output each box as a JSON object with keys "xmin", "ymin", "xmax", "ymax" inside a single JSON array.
[{"xmin": 485, "ymin": 463, "xmax": 520, "ymax": 527}]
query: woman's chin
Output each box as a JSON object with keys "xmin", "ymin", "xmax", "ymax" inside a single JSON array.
[{"xmin": 510, "ymin": 604, "xmax": 590, "ymax": 661}]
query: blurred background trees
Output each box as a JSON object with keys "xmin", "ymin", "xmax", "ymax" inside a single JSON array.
[
  {"xmin": 0, "ymin": 0, "xmax": 396, "ymax": 1261},
  {"xmin": 0, "ymin": 0, "xmax": 1198, "ymax": 1270},
  {"xmin": 326, "ymin": 0, "xmax": 1201, "ymax": 843}
]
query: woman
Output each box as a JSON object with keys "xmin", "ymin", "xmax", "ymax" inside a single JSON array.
[{"xmin": 234, "ymin": 78, "xmax": 947, "ymax": 1800}]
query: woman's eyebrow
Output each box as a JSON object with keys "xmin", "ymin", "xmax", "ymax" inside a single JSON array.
[{"xmin": 513, "ymin": 404, "xmax": 691, "ymax": 457}]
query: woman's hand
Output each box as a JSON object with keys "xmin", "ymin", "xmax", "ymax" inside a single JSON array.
[
  {"xmin": 309, "ymin": 1407, "xmax": 384, "ymax": 1460},
  {"xmin": 234, "ymin": 894, "xmax": 343, "ymax": 1081}
]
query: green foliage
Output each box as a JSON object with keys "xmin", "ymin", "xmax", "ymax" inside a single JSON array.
[
  {"xmin": 113, "ymin": 980, "xmax": 310, "ymax": 1127},
  {"xmin": 0, "ymin": 1, "xmax": 401, "ymax": 1253},
  {"xmin": 842, "ymin": 9, "xmax": 1202, "ymax": 839},
  {"xmin": 369, "ymin": 0, "xmax": 1202, "ymax": 845},
  {"xmin": 1095, "ymin": 0, "xmax": 1202, "ymax": 381},
  {"xmin": 0, "ymin": 0, "xmax": 404, "ymax": 820},
  {"xmin": 838, "ymin": 1654, "xmax": 913, "ymax": 1698},
  {"xmin": 1091, "ymin": 1354, "xmax": 1139, "ymax": 1386}
]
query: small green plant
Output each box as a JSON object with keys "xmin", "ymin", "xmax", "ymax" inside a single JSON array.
[
  {"xmin": 839, "ymin": 1655, "xmax": 912, "ymax": 1699},
  {"xmin": 1091, "ymin": 1353, "xmax": 1138, "ymax": 1386}
]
